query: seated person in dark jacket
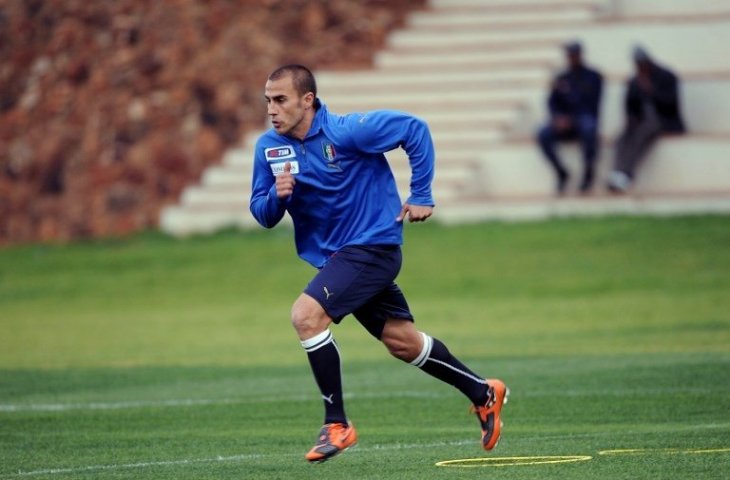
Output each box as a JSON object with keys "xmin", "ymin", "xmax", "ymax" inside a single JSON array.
[
  {"xmin": 536, "ymin": 41, "xmax": 604, "ymax": 194},
  {"xmin": 607, "ymin": 46, "xmax": 686, "ymax": 193}
]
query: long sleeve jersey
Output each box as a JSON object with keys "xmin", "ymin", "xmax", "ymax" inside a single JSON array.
[{"xmin": 249, "ymin": 102, "xmax": 435, "ymax": 268}]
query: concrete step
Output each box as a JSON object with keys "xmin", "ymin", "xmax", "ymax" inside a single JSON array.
[
  {"xmin": 429, "ymin": 0, "xmax": 599, "ymax": 9},
  {"xmin": 408, "ymin": 6, "xmax": 594, "ymax": 29},
  {"xmin": 202, "ymin": 166, "xmax": 251, "ymax": 187},
  {"xmin": 390, "ymin": 22, "xmax": 585, "ymax": 45},
  {"xmin": 388, "ymin": 37, "xmax": 566, "ymax": 56},
  {"xmin": 387, "ymin": 148, "xmax": 484, "ymax": 165},
  {"xmin": 372, "ymin": 57, "xmax": 554, "ymax": 74},
  {"xmin": 221, "ymin": 147, "xmax": 254, "ymax": 168},
  {"xmin": 325, "ymin": 85, "xmax": 536, "ymax": 108},
  {"xmin": 181, "ymin": 187, "xmax": 249, "ymax": 207},
  {"xmin": 316, "ymin": 68, "xmax": 550, "ymax": 92},
  {"xmin": 614, "ymin": 0, "xmax": 730, "ymax": 17},
  {"xmin": 321, "ymin": 75, "xmax": 548, "ymax": 96},
  {"xmin": 374, "ymin": 45, "xmax": 561, "ymax": 69},
  {"xmin": 303, "ymin": 100, "xmax": 525, "ymax": 135},
  {"xmin": 436, "ymin": 193, "xmax": 730, "ymax": 224},
  {"xmin": 388, "ymin": 27, "xmax": 569, "ymax": 50},
  {"xmin": 477, "ymin": 136, "xmax": 730, "ymax": 198},
  {"xmin": 327, "ymin": 97, "xmax": 524, "ymax": 119},
  {"xmin": 160, "ymin": 207, "xmax": 267, "ymax": 236}
]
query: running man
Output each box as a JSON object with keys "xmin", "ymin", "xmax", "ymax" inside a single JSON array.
[{"xmin": 249, "ymin": 64, "xmax": 508, "ymax": 463}]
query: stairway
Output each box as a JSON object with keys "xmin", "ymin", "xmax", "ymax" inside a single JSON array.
[
  {"xmin": 160, "ymin": 0, "xmax": 730, "ymax": 235},
  {"xmin": 161, "ymin": 0, "xmax": 603, "ymax": 235}
]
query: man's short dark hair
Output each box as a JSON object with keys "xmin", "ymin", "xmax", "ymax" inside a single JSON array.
[
  {"xmin": 563, "ymin": 40, "xmax": 582, "ymax": 55},
  {"xmin": 269, "ymin": 64, "xmax": 317, "ymax": 98}
]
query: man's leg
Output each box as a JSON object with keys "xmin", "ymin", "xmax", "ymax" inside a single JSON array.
[
  {"xmin": 536, "ymin": 124, "xmax": 569, "ymax": 194},
  {"xmin": 292, "ymin": 293, "xmax": 346, "ymax": 424},
  {"xmin": 381, "ymin": 319, "xmax": 488, "ymax": 404},
  {"xmin": 619, "ymin": 121, "xmax": 661, "ymax": 179},
  {"xmin": 576, "ymin": 115, "xmax": 600, "ymax": 192},
  {"xmin": 291, "ymin": 294, "xmax": 357, "ymax": 462},
  {"xmin": 380, "ymin": 318, "xmax": 509, "ymax": 450},
  {"xmin": 608, "ymin": 128, "xmax": 635, "ymax": 193},
  {"xmin": 295, "ymin": 245, "xmax": 408, "ymax": 462},
  {"xmin": 609, "ymin": 122, "xmax": 660, "ymax": 192}
]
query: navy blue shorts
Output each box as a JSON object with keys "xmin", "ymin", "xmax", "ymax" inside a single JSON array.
[{"xmin": 304, "ymin": 244, "xmax": 414, "ymax": 339}]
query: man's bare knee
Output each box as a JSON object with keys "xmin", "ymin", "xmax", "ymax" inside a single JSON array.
[
  {"xmin": 291, "ymin": 294, "xmax": 331, "ymax": 340},
  {"xmin": 384, "ymin": 338, "xmax": 419, "ymax": 362},
  {"xmin": 381, "ymin": 319, "xmax": 422, "ymax": 362}
]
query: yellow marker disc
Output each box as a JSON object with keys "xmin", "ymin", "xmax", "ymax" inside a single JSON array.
[
  {"xmin": 435, "ymin": 455, "xmax": 593, "ymax": 468},
  {"xmin": 598, "ymin": 447, "xmax": 730, "ymax": 456}
]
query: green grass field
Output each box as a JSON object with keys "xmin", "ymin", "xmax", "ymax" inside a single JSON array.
[{"xmin": 1, "ymin": 215, "xmax": 729, "ymax": 479}]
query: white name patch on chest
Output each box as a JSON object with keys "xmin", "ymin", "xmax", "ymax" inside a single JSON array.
[{"xmin": 270, "ymin": 161, "xmax": 299, "ymax": 176}]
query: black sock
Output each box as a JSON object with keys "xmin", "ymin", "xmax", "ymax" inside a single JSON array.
[
  {"xmin": 301, "ymin": 330, "xmax": 347, "ymax": 425},
  {"xmin": 410, "ymin": 333, "xmax": 488, "ymax": 405}
]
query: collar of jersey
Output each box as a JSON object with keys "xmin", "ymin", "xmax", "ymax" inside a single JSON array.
[{"xmin": 302, "ymin": 101, "xmax": 326, "ymax": 140}]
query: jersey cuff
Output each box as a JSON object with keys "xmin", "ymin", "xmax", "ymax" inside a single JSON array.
[{"xmin": 407, "ymin": 195, "xmax": 435, "ymax": 207}]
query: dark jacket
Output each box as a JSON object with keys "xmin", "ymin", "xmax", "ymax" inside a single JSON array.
[
  {"xmin": 625, "ymin": 63, "xmax": 686, "ymax": 133},
  {"xmin": 548, "ymin": 65, "xmax": 603, "ymax": 118}
]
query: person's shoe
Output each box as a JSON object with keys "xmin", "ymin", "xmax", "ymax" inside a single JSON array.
[
  {"xmin": 305, "ymin": 422, "xmax": 358, "ymax": 463},
  {"xmin": 579, "ymin": 170, "xmax": 594, "ymax": 193},
  {"xmin": 607, "ymin": 170, "xmax": 631, "ymax": 194},
  {"xmin": 557, "ymin": 171, "xmax": 569, "ymax": 195},
  {"xmin": 471, "ymin": 379, "xmax": 509, "ymax": 450}
]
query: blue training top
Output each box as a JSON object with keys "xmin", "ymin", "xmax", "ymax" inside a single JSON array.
[{"xmin": 249, "ymin": 102, "xmax": 435, "ymax": 268}]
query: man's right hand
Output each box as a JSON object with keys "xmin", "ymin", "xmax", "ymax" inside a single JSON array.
[
  {"xmin": 275, "ymin": 161, "xmax": 296, "ymax": 199},
  {"xmin": 552, "ymin": 115, "xmax": 572, "ymax": 132},
  {"xmin": 637, "ymin": 74, "xmax": 653, "ymax": 94}
]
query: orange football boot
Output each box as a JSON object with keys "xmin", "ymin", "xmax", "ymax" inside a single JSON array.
[
  {"xmin": 305, "ymin": 422, "xmax": 358, "ymax": 463},
  {"xmin": 471, "ymin": 379, "xmax": 509, "ymax": 450}
]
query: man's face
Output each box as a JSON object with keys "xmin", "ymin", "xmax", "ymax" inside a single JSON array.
[
  {"xmin": 636, "ymin": 59, "xmax": 651, "ymax": 76},
  {"xmin": 264, "ymin": 74, "xmax": 312, "ymax": 139},
  {"xmin": 567, "ymin": 51, "xmax": 582, "ymax": 70}
]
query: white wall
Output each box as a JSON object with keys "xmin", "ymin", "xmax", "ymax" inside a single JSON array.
[
  {"xmin": 611, "ymin": 0, "xmax": 730, "ymax": 17},
  {"xmin": 563, "ymin": 22, "xmax": 730, "ymax": 77}
]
